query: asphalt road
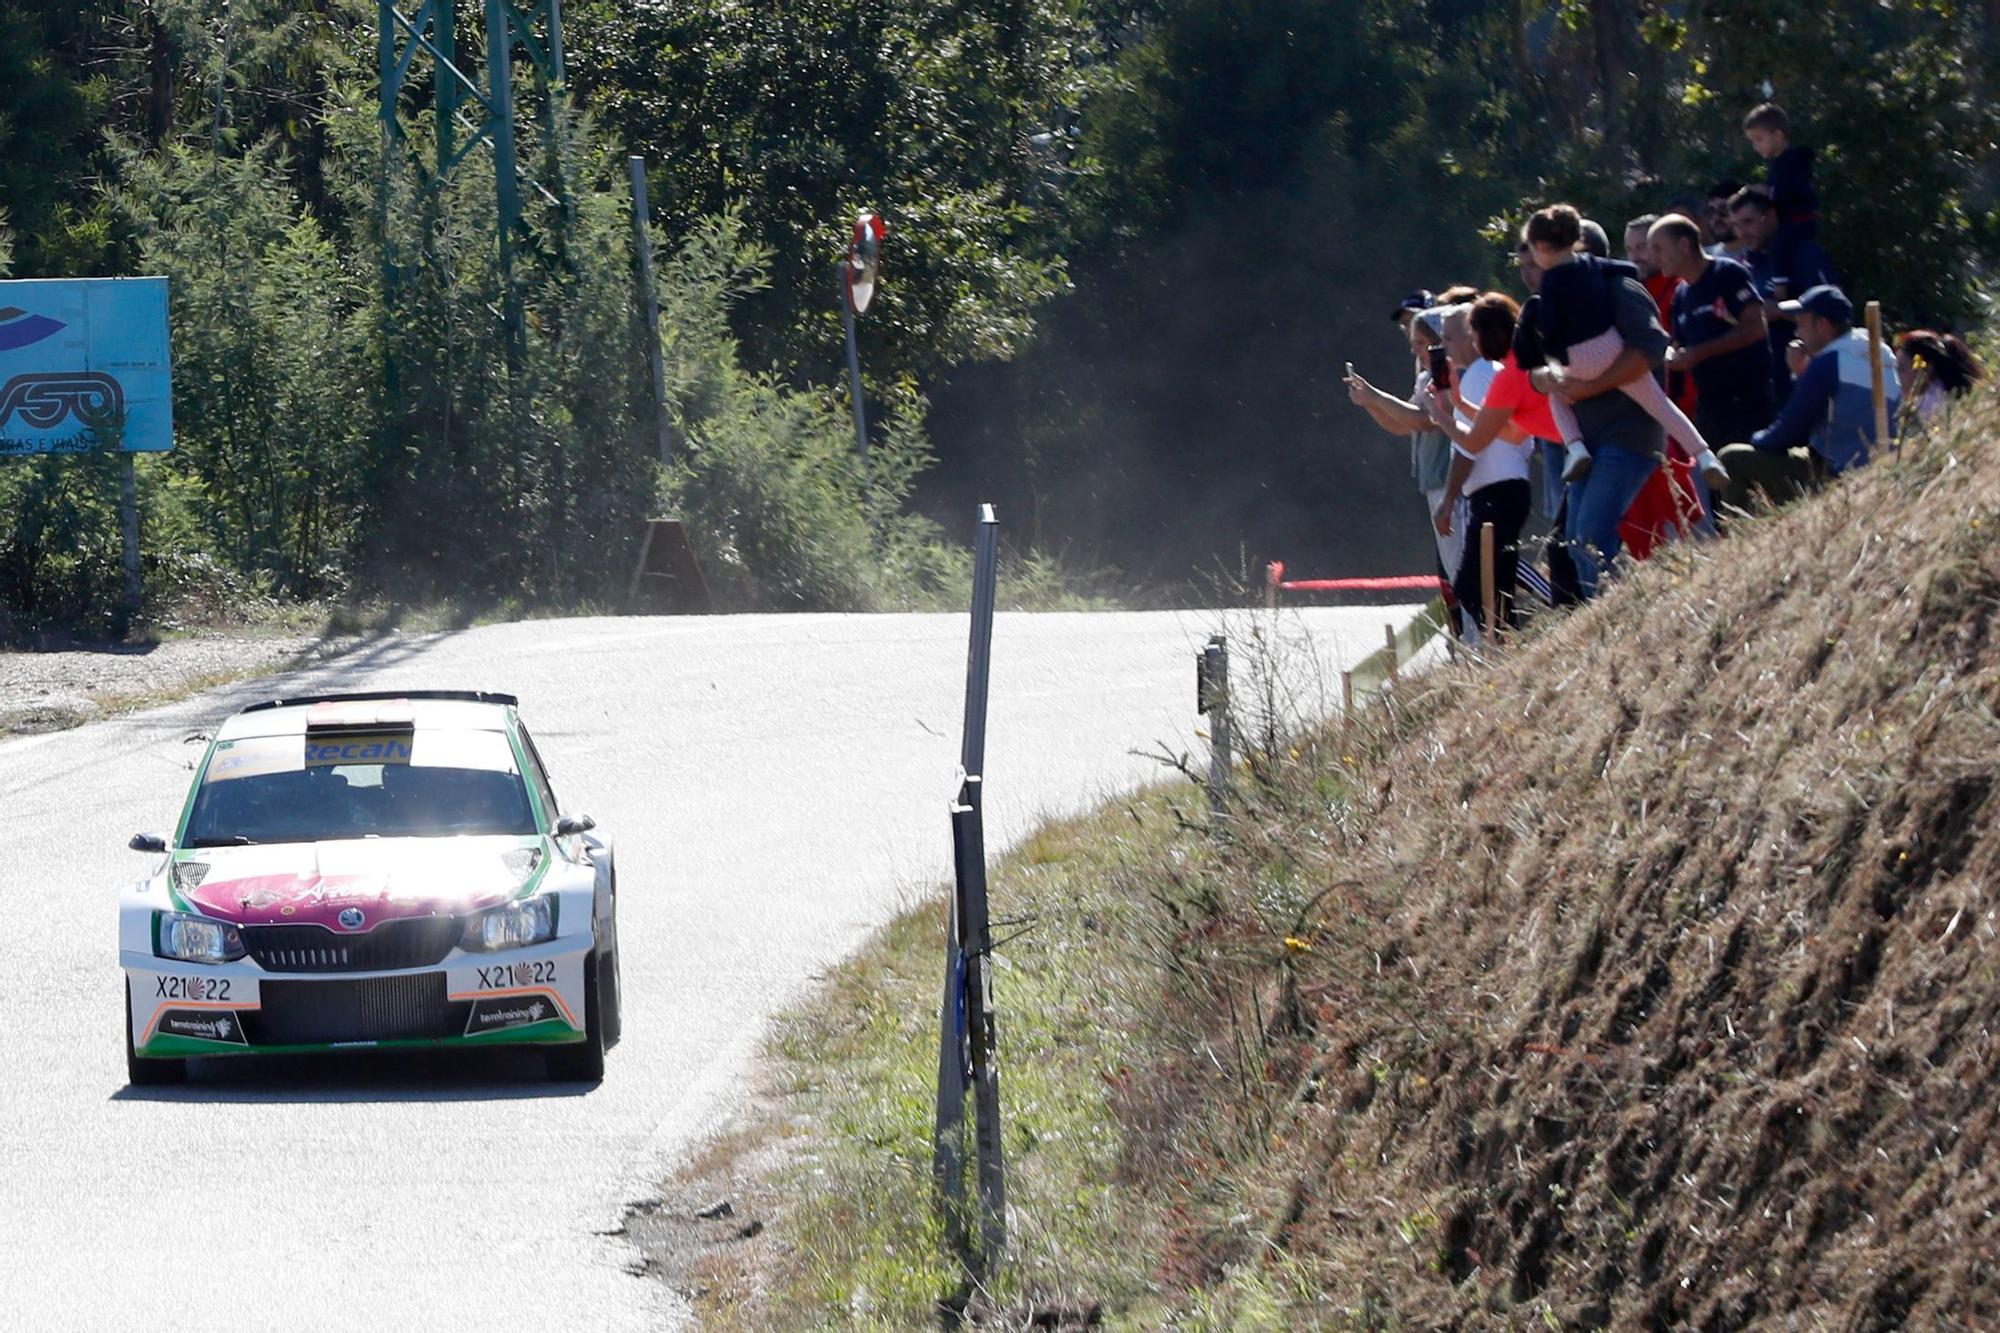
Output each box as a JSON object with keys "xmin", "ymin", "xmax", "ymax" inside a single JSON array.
[{"xmin": 0, "ymin": 606, "xmax": 1421, "ymax": 1330}]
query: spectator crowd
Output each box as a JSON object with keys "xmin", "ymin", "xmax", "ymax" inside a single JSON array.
[{"xmin": 1344, "ymin": 102, "xmax": 1984, "ymax": 642}]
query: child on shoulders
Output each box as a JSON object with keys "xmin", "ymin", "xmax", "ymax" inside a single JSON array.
[
  {"xmin": 1744, "ymin": 102, "xmax": 1819, "ymax": 299},
  {"xmin": 1520, "ymin": 205, "xmax": 1728, "ymax": 488}
]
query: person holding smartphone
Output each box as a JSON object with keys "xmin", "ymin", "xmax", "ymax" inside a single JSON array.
[
  {"xmin": 1421, "ymin": 300, "xmax": 1531, "ymax": 640},
  {"xmin": 1344, "ymin": 301, "xmax": 1472, "ymax": 603}
]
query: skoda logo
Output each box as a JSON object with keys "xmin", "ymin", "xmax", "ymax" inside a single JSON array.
[{"xmin": 337, "ymin": 907, "xmax": 366, "ymax": 930}]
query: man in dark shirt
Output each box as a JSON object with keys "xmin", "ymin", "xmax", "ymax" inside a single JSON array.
[
  {"xmin": 1731, "ymin": 186, "xmax": 1839, "ymax": 403},
  {"xmin": 1652, "ymin": 214, "xmax": 1774, "ymax": 448},
  {"xmin": 1529, "ymin": 274, "xmax": 1670, "ymax": 599}
]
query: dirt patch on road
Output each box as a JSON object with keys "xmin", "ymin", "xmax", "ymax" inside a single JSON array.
[{"xmin": 621, "ymin": 1090, "xmax": 798, "ymax": 1323}]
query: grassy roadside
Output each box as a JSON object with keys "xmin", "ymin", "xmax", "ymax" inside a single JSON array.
[
  {"xmin": 637, "ymin": 701, "xmax": 1411, "ymax": 1329},
  {"xmin": 639, "ymin": 791, "xmax": 1197, "ymax": 1326}
]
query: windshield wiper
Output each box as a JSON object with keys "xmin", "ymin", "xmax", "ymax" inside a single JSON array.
[{"xmin": 185, "ymin": 834, "xmax": 258, "ymax": 848}]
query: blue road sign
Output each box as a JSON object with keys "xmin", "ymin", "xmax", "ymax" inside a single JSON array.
[{"xmin": 0, "ymin": 277, "xmax": 172, "ymax": 455}]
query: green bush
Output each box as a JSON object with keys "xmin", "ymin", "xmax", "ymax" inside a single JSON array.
[
  {"xmin": 654, "ymin": 214, "xmax": 955, "ymax": 611},
  {"xmin": 0, "ymin": 455, "xmax": 129, "ymax": 639}
]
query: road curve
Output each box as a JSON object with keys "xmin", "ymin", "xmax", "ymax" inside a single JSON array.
[{"xmin": 0, "ymin": 606, "xmax": 1421, "ymax": 1330}]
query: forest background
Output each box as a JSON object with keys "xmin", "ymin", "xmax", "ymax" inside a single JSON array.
[{"xmin": 2, "ymin": 0, "xmax": 1994, "ymax": 636}]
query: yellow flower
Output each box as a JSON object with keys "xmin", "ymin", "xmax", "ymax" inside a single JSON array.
[{"xmin": 1284, "ymin": 936, "xmax": 1313, "ymax": 953}]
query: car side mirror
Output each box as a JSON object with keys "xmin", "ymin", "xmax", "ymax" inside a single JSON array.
[
  {"xmin": 129, "ymin": 833, "xmax": 168, "ymax": 854},
  {"xmin": 555, "ymin": 814, "xmax": 596, "ymax": 837}
]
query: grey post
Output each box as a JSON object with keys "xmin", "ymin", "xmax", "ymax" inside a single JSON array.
[
  {"xmin": 839, "ymin": 263, "xmax": 869, "ymax": 475},
  {"xmin": 628, "ymin": 156, "xmax": 672, "ymax": 467},
  {"xmin": 935, "ymin": 503, "xmax": 1005, "ymax": 1281},
  {"xmin": 118, "ymin": 451, "xmax": 142, "ymax": 625},
  {"xmin": 960, "ymin": 504, "xmax": 1005, "ymax": 1274},
  {"xmin": 1198, "ymin": 634, "xmax": 1231, "ymax": 821},
  {"xmin": 960, "ymin": 506, "xmax": 998, "ymax": 778}
]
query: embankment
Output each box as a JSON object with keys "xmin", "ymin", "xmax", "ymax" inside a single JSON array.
[{"xmin": 650, "ymin": 400, "xmax": 2000, "ymax": 1328}]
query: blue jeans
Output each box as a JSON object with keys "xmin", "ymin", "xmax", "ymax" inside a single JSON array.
[
  {"xmin": 1538, "ymin": 440, "xmax": 1566, "ymax": 520},
  {"xmin": 1565, "ymin": 443, "xmax": 1660, "ymax": 600}
]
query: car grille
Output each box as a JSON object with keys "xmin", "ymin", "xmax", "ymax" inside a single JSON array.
[
  {"xmin": 243, "ymin": 916, "xmax": 463, "ymax": 973},
  {"xmin": 247, "ymin": 974, "xmax": 470, "ymax": 1046}
]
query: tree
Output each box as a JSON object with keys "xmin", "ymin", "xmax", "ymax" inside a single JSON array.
[
  {"xmin": 0, "ymin": 2, "xmax": 121, "ymax": 275},
  {"xmin": 567, "ymin": 0, "xmax": 1099, "ymax": 387}
]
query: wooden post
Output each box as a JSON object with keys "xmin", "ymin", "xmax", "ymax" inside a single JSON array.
[
  {"xmin": 1383, "ymin": 622, "xmax": 1398, "ymax": 684},
  {"xmin": 1264, "ymin": 562, "xmax": 1280, "ymax": 610},
  {"xmin": 1480, "ymin": 522, "xmax": 1498, "ymax": 646},
  {"xmin": 1341, "ymin": 668, "xmax": 1354, "ymax": 718},
  {"xmin": 1866, "ymin": 300, "xmax": 1890, "ymax": 463}
]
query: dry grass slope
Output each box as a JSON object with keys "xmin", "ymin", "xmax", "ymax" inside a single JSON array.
[{"xmin": 1182, "ymin": 402, "xmax": 2000, "ymax": 1326}]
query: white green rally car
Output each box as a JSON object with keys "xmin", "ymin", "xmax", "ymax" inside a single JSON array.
[{"xmin": 120, "ymin": 691, "xmax": 621, "ymax": 1085}]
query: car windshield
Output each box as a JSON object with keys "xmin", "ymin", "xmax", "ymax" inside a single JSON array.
[{"xmin": 182, "ymin": 728, "xmax": 537, "ymax": 844}]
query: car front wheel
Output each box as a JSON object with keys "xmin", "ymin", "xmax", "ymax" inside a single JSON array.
[{"xmin": 546, "ymin": 952, "xmax": 607, "ymax": 1083}]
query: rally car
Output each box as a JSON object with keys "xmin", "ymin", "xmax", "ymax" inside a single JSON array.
[{"xmin": 120, "ymin": 690, "xmax": 620, "ymax": 1085}]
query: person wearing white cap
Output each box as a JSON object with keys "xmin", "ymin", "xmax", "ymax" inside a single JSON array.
[{"xmin": 1713, "ymin": 284, "xmax": 1900, "ymax": 511}]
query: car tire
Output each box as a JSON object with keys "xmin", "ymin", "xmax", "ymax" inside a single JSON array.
[
  {"xmin": 546, "ymin": 952, "xmax": 607, "ymax": 1083},
  {"xmin": 125, "ymin": 991, "xmax": 187, "ymax": 1087},
  {"xmin": 603, "ymin": 947, "xmax": 623, "ymax": 1048}
]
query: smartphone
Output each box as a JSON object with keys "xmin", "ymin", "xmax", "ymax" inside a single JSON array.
[{"xmin": 1427, "ymin": 344, "xmax": 1452, "ymax": 390}]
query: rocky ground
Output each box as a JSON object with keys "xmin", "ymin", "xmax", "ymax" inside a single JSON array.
[{"xmin": 0, "ymin": 632, "xmax": 370, "ymax": 735}]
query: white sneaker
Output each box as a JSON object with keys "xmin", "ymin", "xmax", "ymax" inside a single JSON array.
[
  {"xmin": 1561, "ymin": 441, "xmax": 1593, "ymax": 483},
  {"xmin": 1696, "ymin": 447, "xmax": 1730, "ymax": 491}
]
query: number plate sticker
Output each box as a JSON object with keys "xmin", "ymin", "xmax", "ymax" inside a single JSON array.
[
  {"xmin": 448, "ymin": 953, "xmax": 581, "ymax": 1030},
  {"xmin": 471, "ymin": 959, "xmax": 560, "ymax": 990},
  {"xmin": 155, "ymin": 973, "xmax": 235, "ymax": 1003},
  {"xmin": 131, "ymin": 969, "xmax": 259, "ymax": 1046}
]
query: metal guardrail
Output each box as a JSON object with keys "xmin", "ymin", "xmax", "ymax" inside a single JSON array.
[{"xmin": 1341, "ymin": 596, "xmax": 1452, "ymax": 705}]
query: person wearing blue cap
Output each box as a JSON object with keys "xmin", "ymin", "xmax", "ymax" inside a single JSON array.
[
  {"xmin": 1391, "ymin": 289, "xmax": 1435, "ymax": 330},
  {"xmin": 1714, "ymin": 285, "xmax": 1901, "ymax": 511}
]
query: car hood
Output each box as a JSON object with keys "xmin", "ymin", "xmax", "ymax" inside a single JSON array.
[{"xmin": 174, "ymin": 836, "xmax": 545, "ymax": 929}]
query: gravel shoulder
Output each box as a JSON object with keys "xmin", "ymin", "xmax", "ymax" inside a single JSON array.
[{"xmin": 0, "ymin": 631, "xmax": 374, "ymax": 736}]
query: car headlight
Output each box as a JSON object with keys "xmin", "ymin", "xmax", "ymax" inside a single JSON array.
[
  {"xmin": 156, "ymin": 912, "xmax": 247, "ymax": 964},
  {"xmin": 463, "ymin": 896, "xmax": 557, "ymax": 951}
]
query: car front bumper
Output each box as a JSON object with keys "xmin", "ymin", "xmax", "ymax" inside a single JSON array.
[{"xmin": 124, "ymin": 937, "xmax": 590, "ymax": 1058}]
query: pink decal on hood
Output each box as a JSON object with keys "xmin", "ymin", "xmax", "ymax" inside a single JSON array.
[{"xmin": 180, "ymin": 839, "xmax": 533, "ymax": 929}]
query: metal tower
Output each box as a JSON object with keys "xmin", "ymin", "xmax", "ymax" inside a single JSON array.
[{"xmin": 377, "ymin": 0, "xmax": 567, "ymax": 370}]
